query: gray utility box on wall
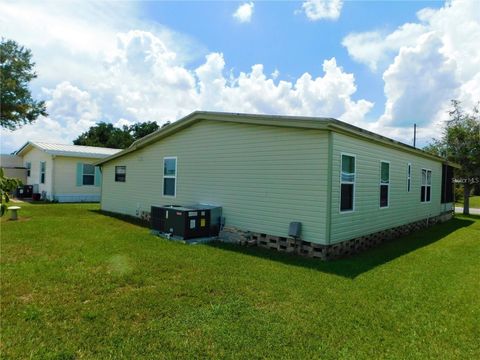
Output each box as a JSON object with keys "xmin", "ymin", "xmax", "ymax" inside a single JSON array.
[{"xmin": 151, "ymin": 204, "xmax": 222, "ymax": 240}]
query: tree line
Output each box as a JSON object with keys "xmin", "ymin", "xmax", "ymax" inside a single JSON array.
[{"xmin": 73, "ymin": 121, "xmax": 164, "ymax": 149}]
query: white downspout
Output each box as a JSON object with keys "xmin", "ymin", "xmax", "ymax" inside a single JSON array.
[{"xmin": 51, "ymin": 155, "xmax": 56, "ymax": 201}]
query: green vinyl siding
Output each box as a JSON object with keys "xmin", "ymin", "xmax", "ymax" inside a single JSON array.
[
  {"xmin": 101, "ymin": 120, "xmax": 330, "ymax": 244},
  {"xmin": 330, "ymin": 132, "xmax": 446, "ymax": 244}
]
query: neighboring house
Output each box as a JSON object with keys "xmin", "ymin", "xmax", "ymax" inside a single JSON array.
[
  {"xmin": 95, "ymin": 111, "xmax": 458, "ymax": 255},
  {"xmin": 14, "ymin": 142, "xmax": 121, "ymax": 202},
  {"xmin": 0, "ymin": 154, "xmax": 27, "ymax": 183}
]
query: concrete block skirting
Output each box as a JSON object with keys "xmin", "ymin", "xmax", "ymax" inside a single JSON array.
[{"xmin": 218, "ymin": 211, "xmax": 454, "ymax": 260}]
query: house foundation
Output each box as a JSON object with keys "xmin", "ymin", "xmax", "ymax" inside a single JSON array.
[{"xmin": 218, "ymin": 211, "xmax": 454, "ymax": 260}]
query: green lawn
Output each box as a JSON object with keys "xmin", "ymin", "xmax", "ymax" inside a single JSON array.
[
  {"xmin": 456, "ymin": 195, "xmax": 480, "ymax": 208},
  {"xmin": 1, "ymin": 203, "xmax": 479, "ymax": 359}
]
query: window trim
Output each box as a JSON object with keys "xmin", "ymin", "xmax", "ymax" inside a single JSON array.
[
  {"xmin": 163, "ymin": 156, "xmax": 177, "ymax": 198},
  {"xmin": 407, "ymin": 163, "xmax": 412, "ymax": 192},
  {"xmin": 380, "ymin": 160, "xmax": 390, "ymax": 209},
  {"xmin": 82, "ymin": 163, "xmax": 95, "ymax": 186},
  {"xmin": 339, "ymin": 152, "xmax": 356, "ymax": 213},
  {"xmin": 26, "ymin": 162, "xmax": 31, "ymax": 177},
  {"xmin": 115, "ymin": 166, "xmax": 126, "ymax": 183},
  {"xmin": 40, "ymin": 161, "xmax": 46, "ymax": 184},
  {"xmin": 421, "ymin": 168, "xmax": 432, "ymax": 203}
]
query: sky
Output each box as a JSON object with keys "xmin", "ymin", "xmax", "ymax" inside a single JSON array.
[{"xmin": 1, "ymin": 0, "xmax": 479, "ymax": 153}]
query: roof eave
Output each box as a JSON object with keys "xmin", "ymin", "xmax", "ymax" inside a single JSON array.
[
  {"xmin": 326, "ymin": 122, "xmax": 460, "ymax": 167},
  {"xmin": 15, "ymin": 141, "xmax": 34, "ymax": 156}
]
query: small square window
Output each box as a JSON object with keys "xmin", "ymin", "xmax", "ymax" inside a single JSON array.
[
  {"xmin": 115, "ymin": 166, "xmax": 126, "ymax": 182},
  {"xmin": 340, "ymin": 183, "xmax": 354, "ymax": 212},
  {"xmin": 164, "ymin": 158, "xmax": 176, "ymax": 176},
  {"xmin": 83, "ymin": 164, "xmax": 95, "ymax": 185},
  {"xmin": 163, "ymin": 178, "xmax": 176, "ymax": 196}
]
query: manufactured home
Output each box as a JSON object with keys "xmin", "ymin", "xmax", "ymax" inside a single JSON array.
[
  {"xmin": 96, "ymin": 111, "xmax": 457, "ymax": 257},
  {"xmin": 13, "ymin": 142, "xmax": 121, "ymax": 202}
]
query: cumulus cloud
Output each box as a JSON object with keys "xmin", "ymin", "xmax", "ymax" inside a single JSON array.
[
  {"xmin": 104, "ymin": 31, "xmax": 372, "ymax": 123},
  {"xmin": 380, "ymin": 33, "xmax": 459, "ymax": 127},
  {"xmin": 342, "ymin": 23, "xmax": 426, "ymax": 72},
  {"xmin": 233, "ymin": 2, "xmax": 254, "ymax": 23},
  {"xmin": 1, "ymin": 82, "xmax": 100, "ymax": 151},
  {"xmin": 300, "ymin": 0, "xmax": 343, "ymax": 21},
  {"xmin": 0, "ymin": 0, "xmax": 373, "ymax": 153},
  {"xmin": 194, "ymin": 54, "xmax": 373, "ymax": 123},
  {"xmin": 342, "ymin": 0, "xmax": 480, "ymax": 143}
]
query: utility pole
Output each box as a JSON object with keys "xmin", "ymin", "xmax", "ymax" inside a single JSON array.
[{"xmin": 413, "ymin": 123, "xmax": 416, "ymax": 148}]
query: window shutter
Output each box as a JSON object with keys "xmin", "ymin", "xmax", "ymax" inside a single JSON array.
[
  {"xmin": 76, "ymin": 163, "xmax": 83, "ymax": 186},
  {"xmin": 94, "ymin": 166, "xmax": 102, "ymax": 187}
]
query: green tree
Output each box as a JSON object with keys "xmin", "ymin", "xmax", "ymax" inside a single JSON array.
[
  {"xmin": 129, "ymin": 121, "xmax": 159, "ymax": 141},
  {"xmin": 73, "ymin": 121, "xmax": 160, "ymax": 149},
  {"xmin": 424, "ymin": 100, "xmax": 480, "ymax": 215},
  {"xmin": 0, "ymin": 38, "xmax": 47, "ymax": 130},
  {"xmin": 73, "ymin": 122, "xmax": 134, "ymax": 149},
  {"xmin": 0, "ymin": 168, "xmax": 22, "ymax": 217}
]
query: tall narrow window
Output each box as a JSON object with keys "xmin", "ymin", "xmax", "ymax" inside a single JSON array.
[
  {"xmin": 26, "ymin": 162, "xmax": 31, "ymax": 177},
  {"xmin": 380, "ymin": 161, "xmax": 390, "ymax": 208},
  {"xmin": 82, "ymin": 164, "xmax": 95, "ymax": 185},
  {"xmin": 163, "ymin": 157, "xmax": 177, "ymax": 197},
  {"xmin": 40, "ymin": 161, "xmax": 46, "ymax": 184},
  {"xmin": 421, "ymin": 169, "xmax": 432, "ymax": 202},
  {"xmin": 115, "ymin": 166, "xmax": 126, "ymax": 182},
  {"xmin": 340, "ymin": 154, "xmax": 355, "ymax": 212},
  {"xmin": 407, "ymin": 163, "xmax": 411, "ymax": 192}
]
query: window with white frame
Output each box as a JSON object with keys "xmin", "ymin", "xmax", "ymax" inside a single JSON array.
[
  {"xmin": 82, "ymin": 164, "xmax": 95, "ymax": 185},
  {"xmin": 163, "ymin": 157, "xmax": 177, "ymax": 197},
  {"xmin": 380, "ymin": 161, "xmax": 390, "ymax": 208},
  {"xmin": 26, "ymin": 162, "xmax": 31, "ymax": 177},
  {"xmin": 407, "ymin": 163, "xmax": 412, "ymax": 192},
  {"xmin": 115, "ymin": 166, "xmax": 126, "ymax": 182},
  {"xmin": 340, "ymin": 154, "xmax": 355, "ymax": 212},
  {"xmin": 421, "ymin": 169, "xmax": 432, "ymax": 202},
  {"xmin": 40, "ymin": 161, "xmax": 46, "ymax": 184}
]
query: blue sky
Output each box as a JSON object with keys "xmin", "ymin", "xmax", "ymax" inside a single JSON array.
[
  {"xmin": 1, "ymin": 0, "xmax": 479, "ymax": 153},
  {"xmin": 147, "ymin": 1, "xmax": 443, "ymax": 120},
  {"xmin": 143, "ymin": 1, "xmax": 442, "ymax": 118}
]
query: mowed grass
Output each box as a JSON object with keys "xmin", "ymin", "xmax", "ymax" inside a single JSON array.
[
  {"xmin": 1, "ymin": 203, "xmax": 479, "ymax": 359},
  {"xmin": 456, "ymin": 195, "xmax": 480, "ymax": 208}
]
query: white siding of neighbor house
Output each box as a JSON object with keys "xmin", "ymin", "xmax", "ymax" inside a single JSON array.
[
  {"xmin": 101, "ymin": 120, "xmax": 330, "ymax": 244},
  {"xmin": 20, "ymin": 147, "xmax": 102, "ymax": 202},
  {"xmin": 23, "ymin": 147, "xmax": 54, "ymax": 198},
  {"xmin": 0, "ymin": 155, "xmax": 27, "ymax": 183},
  {"xmin": 1, "ymin": 154, "xmax": 24, "ymax": 168},
  {"xmin": 53, "ymin": 156, "xmax": 101, "ymax": 202}
]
